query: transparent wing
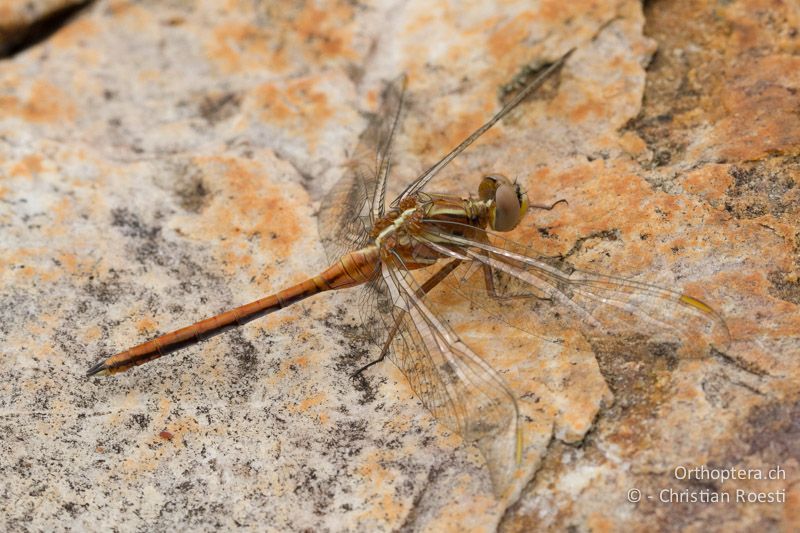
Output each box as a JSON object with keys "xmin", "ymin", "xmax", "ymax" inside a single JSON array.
[
  {"xmin": 378, "ymin": 252, "xmax": 522, "ymax": 495},
  {"xmin": 420, "ymin": 221, "xmax": 731, "ymax": 357},
  {"xmin": 317, "ymin": 75, "xmax": 407, "ymax": 262},
  {"xmin": 355, "ymin": 275, "xmax": 395, "ymax": 348},
  {"xmin": 392, "ymin": 50, "xmax": 572, "ymax": 205}
]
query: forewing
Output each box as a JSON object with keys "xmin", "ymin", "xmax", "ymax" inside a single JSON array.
[
  {"xmin": 317, "ymin": 75, "xmax": 407, "ymax": 262},
  {"xmin": 393, "ymin": 50, "xmax": 572, "ymax": 205},
  {"xmin": 422, "ymin": 222, "xmax": 730, "ymax": 357},
  {"xmin": 317, "ymin": 163, "xmax": 374, "ymax": 262},
  {"xmin": 355, "ymin": 275, "xmax": 395, "ymax": 348},
  {"xmin": 380, "ymin": 253, "xmax": 521, "ymax": 495}
]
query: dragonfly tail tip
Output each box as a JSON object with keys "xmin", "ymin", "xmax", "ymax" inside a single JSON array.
[{"xmin": 85, "ymin": 360, "xmax": 110, "ymax": 378}]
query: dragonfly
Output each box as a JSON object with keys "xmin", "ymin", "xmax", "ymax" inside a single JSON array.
[{"xmin": 87, "ymin": 49, "xmax": 729, "ymax": 495}]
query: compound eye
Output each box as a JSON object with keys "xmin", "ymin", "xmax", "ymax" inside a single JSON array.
[
  {"xmin": 479, "ymin": 174, "xmax": 513, "ymax": 201},
  {"xmin": 478, "ymin": 176, "xmax": 498, "ymax": 201},
  {"xmin": 492, "ymin": 183, "xmax": 522, "ymax": 231}
]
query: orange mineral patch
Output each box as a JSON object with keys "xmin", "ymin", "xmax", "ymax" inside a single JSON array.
[
  {"xmin": 291, "ymin": 2, "xmax": 356, "ymax": 61},
  {"xmin": 194, "ymin": 156, "xmax": 302, "ymax": 244},
  {"xmin": 408, "ymin": 99, "xmax": 497, "ymax": 164},
  {"xmin": 585, "ymin": 513, "xmax": 617, "ymax": 533},
  {"xmin": 255, "ymin": 77, "xmax": 334, "ymax": 133},
  {"xmin": 9, "ymin": 154, "xmax": 44, "ymax": 178},
  {"xmin": 487, "ymin": 11, "xmax": 536, "ymax": 64},
  {"xmin": 207, "ymin": 22, "xmax": 285, "ymax": 74},
  {"xmin": 295, "ymin": 391, "xmax": 327, "ymax": 413},
  {"xmin": 135, "ymin": 317, "xmax": 158, "ymax": 334},
  {"xmin": 254, "ymin": 84, "xmax": 293, "ymax": 123},
  {"xmin": 206, "ymin": 2, "xmax": 355, "ymax": 75},
  {"xmin": 247, "ymin": 75, "xmax": 337, "ymax": 153},
  {"xmin": 680, "ymin": 164, "xmax": 733, "ymax": 202},
  {"xmin": 55, "ymin": 251, "xmax": 79, "ymax": 276},
  {"xmin": 568, "ymin": 98, "xmax": 604, "ymax": 124},
  {"xmin": 0, "ymin": 79, "xmax": 76, "ymax": 124},
  {"xmin": 106, "ymin": 0, "xmax": 152, "ymax": 31},
  {"xmin": 50, "ymin": 17, "xmax": 100, "ymax": 49},
  {"xmin": 711, "ymin": 55, "xmax": 800, "ymax": 161},
  {"xmin": 82, "ymin": 325, "xmax": 103, "ymax": 343}
]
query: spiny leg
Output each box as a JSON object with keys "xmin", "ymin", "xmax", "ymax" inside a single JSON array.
[
  {"xmin": 351, "ymin": 317, "xmax": 402, "ymax": 379},
  {"xmin": 470, "ymin": 231, "xmax": 551, "ymax": 301}
]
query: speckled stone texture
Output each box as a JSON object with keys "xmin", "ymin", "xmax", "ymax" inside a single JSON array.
[{"xmin": 0, "ymin": 0, "xmax": 797, "ymax": 531}]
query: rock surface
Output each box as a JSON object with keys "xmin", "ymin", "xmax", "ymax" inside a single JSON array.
[{"xmin": 0, "ymin": 0, "xmax": 797, "ymax": 531}]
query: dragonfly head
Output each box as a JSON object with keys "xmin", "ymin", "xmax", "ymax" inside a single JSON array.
[{"xmin": 479, "ymin": 174, "xmax": 529, "ymax": 232}]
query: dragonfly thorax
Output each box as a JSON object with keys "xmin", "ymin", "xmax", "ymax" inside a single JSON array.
[{"xmin": 371, "ymin": 198, "xmax": 425, "ymax": 248}]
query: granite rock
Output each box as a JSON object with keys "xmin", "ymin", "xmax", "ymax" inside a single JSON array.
[{"xmin": 0, "ymin": 0, "xmax": 797, "ymax": 531}]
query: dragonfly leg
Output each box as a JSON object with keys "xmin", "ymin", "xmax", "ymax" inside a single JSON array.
[
  {"xmin": 472, "ymin": 231, "xmax": 551, "ymax": 301},
  {"xmin": 351, "ymin": 258, "xmax": 463, "ymax": 379},
  {"xmin": 481, "ymin": 262, "xmax": 552, "ymax": 301},
  {"xmin": 351, "ymin": 317, "xmax": 400, "ymax": 379}
]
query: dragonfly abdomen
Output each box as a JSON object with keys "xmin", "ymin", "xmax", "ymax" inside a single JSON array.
[
  {"xmin": 319, "ymin": 245, "xmax": 381, "ymax": 289},
  {"xmin": 86, "ymin": 247, "xmax": 381, "ymax": 376}
]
